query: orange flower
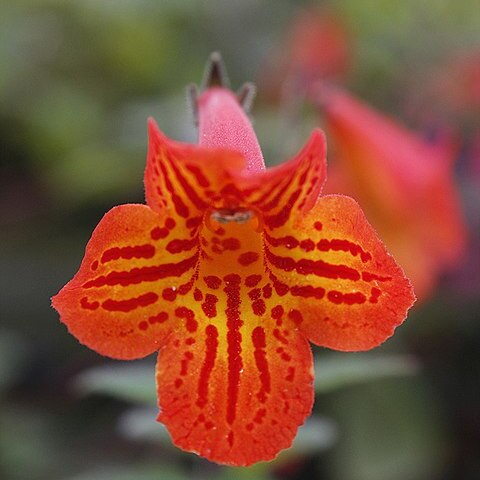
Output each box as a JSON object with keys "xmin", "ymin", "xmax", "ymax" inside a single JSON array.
[
  {"xmin": 319, "ymin": 86, "xmax": 466, "ymax": 300},
  {"xmin": 52, "ymin": 56, "xmax": 414, "ymax": 466}
]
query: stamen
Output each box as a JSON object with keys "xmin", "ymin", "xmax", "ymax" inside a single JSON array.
[
  {"xmin": 204, "ymin": 207, "xmax": 264, "ymax": 233},
  {"xmin": 211, "ymin": 210, "xmax": 254, "ymax": 224}
]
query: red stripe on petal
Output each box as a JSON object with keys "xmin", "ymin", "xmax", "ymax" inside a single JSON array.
[
  {"xmin": 317, "ymin": 238, "xmax": 372, "ymax": 262},
  {"xmin": 196, "ymin": 324, "xmax": 218, "ymax": 408},
  {"xmin": 166, "ymin": 157, "xmax": 208, "ymax": 211},
  {"xmin": 266, "ymin": 248, "xmax": 360, "ymax": 280},
  {"xmin": 224, "ymin": 274, "xmax": 243, "ymax": 424},
  {"xmin": 102, "ymin": 292, "xmax": 158, "ymax": 312},
  {"xmin": 82, "ymin": 253, "xmax": 199, "ymax": 288},
  {"xmin": 166, "ymin": 237, "xmax": 198, "ymax": 254},
  {"xmin": 158, "ymin": 160, "xmax": 190, "ymax": 218},
  {"xmin": 252, "ymin": 327, "xmax": 271, "ymax": 402},
  {"xmin": 101, "ymin": 244, "xmax": 155, "ymax": 263}
]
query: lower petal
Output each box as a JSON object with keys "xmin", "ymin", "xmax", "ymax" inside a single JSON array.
[{"xmin": 156, "ymin": 317, "xmax": 313, "ymax": 466}]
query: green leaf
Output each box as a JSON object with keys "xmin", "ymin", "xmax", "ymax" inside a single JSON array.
[
  {"xmin": 67, "ymin": 465, "xmax": 189, "ymax": 480},
  {"xmin": 325, "ymin": 377, "xmax": 447, "ymax": 480},
  {"xmin": 289, "ymin": 415, "xmax": 338, "ymax": 455},
  {"xmin": 73, "ymin": 361, "xmax": 156, "ymax": 405},
  {"xmin": 314, "ymin": 352, "xmax": 419, "ymax": 393},
  {"xmin": 0, "ymin": 330, "xmax": 30, "ymax": 394},
  {"xmin": 117, "ymin": 406, "xmax": 169, "ymax": 443}
]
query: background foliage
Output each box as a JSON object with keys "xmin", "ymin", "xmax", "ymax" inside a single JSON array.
[{"xmin": 1, "ymin": 1, "xmax": 479, "ymax": 479}]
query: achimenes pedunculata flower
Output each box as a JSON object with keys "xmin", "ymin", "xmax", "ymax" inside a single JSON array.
[{"xmin": 52, "ymin": 54, "xmax": 415, "ymax": 466}]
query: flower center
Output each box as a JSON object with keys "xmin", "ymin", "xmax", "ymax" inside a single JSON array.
[
  {"xmin": 205, "ymin": 206, "xmax": 264, "ymax": 233},
  {"xmin": 210, "ymin": 208, "xmax": 254, "ymax": 224}
]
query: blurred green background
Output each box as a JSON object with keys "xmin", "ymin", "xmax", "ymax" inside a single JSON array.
[{"xmin": 1, "ymin": 1, "xmax": 479, "ymax": 479}]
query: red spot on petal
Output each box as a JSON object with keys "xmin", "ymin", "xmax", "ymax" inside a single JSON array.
[
  {"xmin": 222, "ymin": 237, "xmax": 241, "ymax": 251},
  {"xmin": 271, "ymin": 305, "xmax": 284, "ymax": 319},
  {"xmin": 162, "ymin": 288, "xmax": 177, "ymax": 301},
  {"xmin": 273, "ymin": 328, "xmax": 288, "ymax": 344},
  {"xmin": 186, "ymin": 216, "xmax": 202, "ymax": 229},
  {"xmin": 238, "ymin": 251, "xmax": 259, "ymax": 266},
  {"xmin": 314, "ymin": 221, "xmax": 323, "ymax": 231},
  {"xmin": 369, "ymin": 287, "xmax": 382, "ymax": 303},
  {"xmin": 151, "ymin": 227, "xmax": 169, "ymax": 240},
  {"xmin": 180, "ymin": 351, "xmax": 194, "ymax": 375},
  {"xmin": 281, "ymin": 352, "xmax": 291, "ymax": 362},
  {"xmin": 90, "ymin": 260, "xmax": 98, "ymax": 271},
  {"xmin": 252, "ymin": 299, "xmax": 266, "ymax": 316},
  {"xmin": 271, "ymin": 275, "xmax": 290, "ymax": 296},
  {"xmin": 178, "ymin": 280, "xmax": 193, "ymax": 295},
  {"xmin": 165, "ymin": 217, "xmax": 176, "ymax": 229},
  {"xmin": 148, "ymin": 311, "xmax": 169, "ymax": 324},
  {"xmin": 80, "ymin": 297, "xmax": 99, "ymax": 310},
  {"xmin": 288, "ymin": 309, "xmax": 303, "ymax": 325},
  {"xmin": 202, "ymin": 293, "xmax": 218, "ymax": 318},
  {"xmin": 253, "ymin": 408, "xmax": 267, "ymax": 424},
  {"xmin": 175, "ymin": 306, "xmax": 198, "ymax": 332},
  {"xmin": 193, "ymin": 288, "xmax": 203, "ymax": 301},
  {"xmin": 299, "ymin": 239, "xmax": 315, "ymax": 252},
  {"xmin": 248, "ymin": 288, "xmax": 261, "ymax": 301},
  {"xmin": 204, "ymin": 275, "xmax": 221, "ymax": 289},
  {"xmin": 262, "ymin": 283, "xmax": 272, "ymax": 298},
  {"xmin": 245, "ymin": 274, "xmax": 262, "ymax": 287}
]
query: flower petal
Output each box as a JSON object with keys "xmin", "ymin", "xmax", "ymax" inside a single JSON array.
[
  {"xmin": 156, "ymin": 282, "xmax": 313, "ymax": 466},
  {"xmin": 264, "ymin": 194, "xmax": 415, "ymax": 351},
  {"xmin": 242, "ymin": 129, "xmax": 327, "ymax": 228},
  {"xmin": 145, "ymin": 119, "xmax": 246, "ymax": 215},
  {"xmin": 52, "ymin": 204, "xmax": 199, "ymax": 359}
]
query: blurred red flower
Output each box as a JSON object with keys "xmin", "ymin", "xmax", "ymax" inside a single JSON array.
[
  {"xmin": 260, "ymin": 8, "xmax": 351, "ymax": 101},
  {"xmin": 318, "ymin": 86, "xmax": 467, "ymax": 300}
]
